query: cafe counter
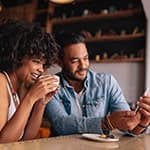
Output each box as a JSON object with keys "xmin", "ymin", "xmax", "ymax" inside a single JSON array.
[{"xmin": 0, "ymin": 131, "xmax": 149, "ymax": 150}]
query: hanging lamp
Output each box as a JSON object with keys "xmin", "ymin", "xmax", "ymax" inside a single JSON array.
[{"xmin": 49, "ymin": 0, "xmax": 74, "ymax": 4}]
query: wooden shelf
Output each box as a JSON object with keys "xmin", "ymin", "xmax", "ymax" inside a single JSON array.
[
  {"xmin": 90, "ymin": 57, "xmax": 144, "ymax": 63},
  {"xmin": 36, "ymin": 9, "xmax": 47, "ymax": 14},
  {"xmin": 85, "ymin": 33, "xmax": 145, "ymax": 42},
  {"xmin": 48, "ymin": 0, "xmax": 145, "ymax": 64},
  {"xmin": 51, "ymin": 9, "xmax": 142, "ymax": 25}
]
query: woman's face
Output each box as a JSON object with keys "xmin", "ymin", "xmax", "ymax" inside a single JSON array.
[{"xmin": 16, "ymin": 56, "xmax": 46, "ymax": 86}]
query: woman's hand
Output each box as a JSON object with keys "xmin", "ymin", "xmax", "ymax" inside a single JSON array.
[
  {"xmin": 40, "ymin": 87, "xmax": 59, "ymax": 105},
  {"xmin": 26, "ymin": 75, "xmax": 60, "ymax": 105}
]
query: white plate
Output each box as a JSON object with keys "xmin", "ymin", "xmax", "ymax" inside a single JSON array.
[{"xmin": 81, "ymin": 134, "xmax": 119, "ymax": 142}]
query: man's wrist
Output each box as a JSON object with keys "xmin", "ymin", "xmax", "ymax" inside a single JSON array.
[
  {"xmin": 106, "ymin": 115, "xmax": 116, "ymax": 130},
  {"xmin": 131, "ymin": 123, "xmax": 149, "ymax": 135},
  {"xmin": 101, "ymin": 115, "xmax": 116, "ymax": 135},
  {"xmin": 138, "ymin": 123, "xmax": 149, "ymax": 129},
  {"xmin": 101, "ymin": 117, "xmax": 110, "ymax": 135}
]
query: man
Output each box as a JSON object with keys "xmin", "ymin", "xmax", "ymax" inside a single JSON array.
[{"xmin": 45, "ymin": 32, "xmax": 150, "ymax": 136}]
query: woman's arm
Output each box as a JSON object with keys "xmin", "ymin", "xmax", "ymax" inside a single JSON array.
[
  {"xmin": 0, "ymin": 91, "xmax": 34, "ymax": 143},
  {"xmin": 0, "ymin": 74, "xmax": 58, "ymax": 143},
  {"xmin": 22, "ymin": 89, "xmax": 58, "ymax": 140},
  {"xmin": 22, "ymin": 101, "xmax": 46, "ymax": 140},
  {"xmin": 0, "ymin": 74, "xmax": 34, "ymax": 143}
]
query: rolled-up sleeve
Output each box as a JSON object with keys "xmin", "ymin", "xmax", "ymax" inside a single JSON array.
[{"xmin": 45, "ymin": 97, "xmax": 105, "ymax": 135}]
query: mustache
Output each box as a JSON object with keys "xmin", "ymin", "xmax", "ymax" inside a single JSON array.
[{"xmin": 76, "ymin": 68, "xmax": 88, "ymax": 72}]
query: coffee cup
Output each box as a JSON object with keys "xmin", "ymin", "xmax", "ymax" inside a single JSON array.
[{"xmin": 53, "ymin": 75, "xmax": 60, "ymax": 86}]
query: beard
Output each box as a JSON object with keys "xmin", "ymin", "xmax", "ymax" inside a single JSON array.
[{"xmin": 63, "ymin": 67, "xmax": 89, "ymax": 82}]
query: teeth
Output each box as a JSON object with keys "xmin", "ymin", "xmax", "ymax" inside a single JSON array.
[{"xmin": 32, "ymin": 73, "xmax": 40, "ymax": 79}]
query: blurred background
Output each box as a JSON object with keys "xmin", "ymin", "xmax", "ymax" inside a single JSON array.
[{"xmin": 0, "ymin": 0, "xmax": 150, "ymax": 108}]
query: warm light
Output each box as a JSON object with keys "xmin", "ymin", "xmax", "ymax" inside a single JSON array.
[
  {"xmin": 50, "ymin": 0, "xmax": 74, "ymax": 4},
  {"xmin": 0, "ymin": 1, "xmax": 2, "ymax": 12},
  {"xmin": 0, "ymin": 5, "xmax": 2, "ymax": 12},
  {"xmin": 0, "ymin": 5, "xmax": 3, "ymax": 12}
]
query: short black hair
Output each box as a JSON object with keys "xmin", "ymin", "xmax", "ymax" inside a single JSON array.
[
  {"xmin": 54, "ymin": 32, "xmax": 85, "ymax": 58},
  {"xmin": 0, "ymin": 19, "xmax": 59, "ymax": 73}
]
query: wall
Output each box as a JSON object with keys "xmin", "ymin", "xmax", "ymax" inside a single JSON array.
[
  {"xmin": 141, "ymin": 0, "xmax": 150, "ymax": 88},
  {"xmin": 48, "ymin": 62, "xmax": 145, "ymax": 104}
]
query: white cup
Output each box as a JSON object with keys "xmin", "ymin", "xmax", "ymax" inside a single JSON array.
[
  {"xmin": 52, "ymin": 75, "xmax": 60, "ymax": 91},
  {"xmin": 39, "ymin": 74, "xmax": 50, "ymax": 79},
  {"xmin": 39, "ymin": 74, "xmax": 60, "ymax": 91},
  {"xmin": 53, "ymin": 75, "xmax": 60, "ymax": 86}
]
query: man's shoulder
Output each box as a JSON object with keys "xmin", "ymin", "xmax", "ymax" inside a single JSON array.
[
  {"xmin": 88, "ymin": 70, "xmax": 113, "ymax": 80},
  {"xmin": 87, "ymin": 70, "xmax": 119, "ymax": 88}
]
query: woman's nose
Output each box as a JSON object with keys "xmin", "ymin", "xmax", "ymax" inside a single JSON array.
[{"xmin": 38, "ymin": 64, "xmax": 44, "ymax": 73}]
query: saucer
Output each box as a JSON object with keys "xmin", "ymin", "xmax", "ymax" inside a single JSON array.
[{"xmin": 81, "ymin": 134, "xmax": 119, "ymax": 142}]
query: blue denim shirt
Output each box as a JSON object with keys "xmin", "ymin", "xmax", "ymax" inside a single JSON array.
[{"xmin": 45, "ymin": 70, "xmax": 130, "ymax": 136}]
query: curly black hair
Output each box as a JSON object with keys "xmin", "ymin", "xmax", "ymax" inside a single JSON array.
[{"xmin": 0, "ymin": 19, "xmax": 59, "ymax": 73}]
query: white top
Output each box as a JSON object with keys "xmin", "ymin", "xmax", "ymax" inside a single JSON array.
[
  {"xmin": 3, "ymin": 71, "xmax": 23, "ymax": 139},
  {"xmin": 7, "ymin": 83, "xmax": 17, "ymax": 121},
  {"xmin": 74, "ymin": 89, "xmax": 84, "ymax": 116}
]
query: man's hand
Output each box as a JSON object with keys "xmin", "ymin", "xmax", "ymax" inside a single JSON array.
[
  {"xmin": 137, "ymin": 94, "xmax": 150, "ymax": 126},
  {"xmin": 109, "ymin": 110, "xmax": 141, "ymax": 131}
]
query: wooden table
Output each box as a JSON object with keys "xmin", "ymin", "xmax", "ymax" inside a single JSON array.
[{"xmin": 0, "ymin": 131, "xmax": 149, "ymax": 150}]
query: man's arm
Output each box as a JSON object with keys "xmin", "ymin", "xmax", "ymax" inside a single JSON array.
[
  {"xmin": 45, "ymin": 97, "xmax": 103, "ymax": 135},
  {"xmin": 131, "ymin": 94, "xmax": 150, "ymax": 135},
  {"xmin": 44, "ymin": 74, "xmax": 132, "ymax": 136}
]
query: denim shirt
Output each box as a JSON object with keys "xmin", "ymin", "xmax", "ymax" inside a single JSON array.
[{"xmin": 45, "ymin": 70, "xmax": 130, "ymax": 136}]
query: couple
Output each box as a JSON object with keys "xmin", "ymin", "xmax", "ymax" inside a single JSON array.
[{"xmin": 0, "ymin": 20, "xmax": 150, "ymax": 143}]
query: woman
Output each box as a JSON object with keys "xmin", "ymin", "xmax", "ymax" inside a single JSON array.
[{"xmin": 0, "ymin": 20, "xmax": 59, "ymax": 143}]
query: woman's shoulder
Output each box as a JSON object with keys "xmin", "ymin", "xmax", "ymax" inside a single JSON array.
[
  {"xmin": 0, "ymin": 72, "xmax": 10, "ymax": 108},
  {"xmin": 0, "ymin": 72, "xmax": 8, "ymax": 87},
  {"xmin": 0, "ymin": 72, "xmax": 7, "ymax": 79}
]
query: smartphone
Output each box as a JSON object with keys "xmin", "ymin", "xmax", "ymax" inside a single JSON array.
[{"xmin": 134, "ymin": 88, "xmax": 149, "ymax": 113}]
